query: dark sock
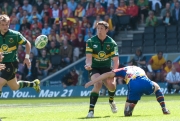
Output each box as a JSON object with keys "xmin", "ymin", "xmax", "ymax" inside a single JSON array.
[
  {"xmin": 89, "ymin": 92, "xmax": 99, "ymax": 112},
  {"xmin": 155, "ymin": 89, "xmax": 165, "ymax": 109},
  {"xmin": 108, "ymin": 90, "xmax": 116, "ymax": 103},
  {"xmin": 0, "ymin": 91, "xmax": 2, "ymax": 97},
  {"xmin": 18, "ymin": 81, "xmax": 34, "ymax": 89}
]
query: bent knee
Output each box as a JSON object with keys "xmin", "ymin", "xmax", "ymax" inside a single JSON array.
[{"xmin": 10, "ymin": 87, "xmax": 19, "ymax": 91}]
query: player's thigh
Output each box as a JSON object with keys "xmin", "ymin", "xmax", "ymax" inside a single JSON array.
[
  {"xmin": 7, "ymin": 77, "xmax": 19, "ymax": 90},
  {"xmin": 152, "ymin": 81, "xmax": 161, "ymax": 93},
  {"xmin": 103, "ymin": 77, "xmax": 116, "ymax": 91},
  {"xmin": 91, "ymin": 73, "xmax": 103, "ymax": 92},
  {"xmin": 0, "ymin": 77, "xmax": 7, "ymax": 89}
]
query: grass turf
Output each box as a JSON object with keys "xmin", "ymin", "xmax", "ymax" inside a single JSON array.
[{"xmin": 0, "ymin": 95, "xmax": 179, "ymax": 121}]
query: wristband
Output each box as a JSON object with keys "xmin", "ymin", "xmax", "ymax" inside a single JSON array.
[{"xmin": 25, "ymin": 54, "xmax": 30, "ymax": 59}]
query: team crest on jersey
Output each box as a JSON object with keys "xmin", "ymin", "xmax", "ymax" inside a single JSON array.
[
  {"xmin": 98, "ymin": 51, "xmax": 106, "ymax": 58},
  {"xmin": 1, "ymin": 44, "xmax": 8, "ymax": 51},
  {"xmin": 9, "ymin": 38, "xmax": 14, "ymax": 43},
  {"xmin": 106, "ymin": 45, "xmax": 110, "ymax": 50},
  {"xmin": 7, "ymin": 68, "xmax": 10, "ymax": 72},
  {"xmin": 93, "ymin": 45, "xmax": 98, "ymax": 48}
]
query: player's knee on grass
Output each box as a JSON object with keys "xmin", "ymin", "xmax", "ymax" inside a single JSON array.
[{"xmin": 124, "ymin": 100, "xmax": 138, "ymax": 116}]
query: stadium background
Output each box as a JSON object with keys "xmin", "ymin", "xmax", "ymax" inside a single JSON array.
[{"xmin": 1, "ymin": 0, "xmax": 180, "ymax": 98}]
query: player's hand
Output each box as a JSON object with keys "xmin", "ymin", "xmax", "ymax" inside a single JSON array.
[
  {"xmin": 0, "ymin": 64, "xmax": 6, "ymax": 70},
  {"xmin": 84, "ymin": 65, "xmax": 92, "ymax": 70},
  {"xmin": 23, "ymin": 58, "xmax": 31, "ymax": 68},
  {"xmin": 85, "ymin": 81, "xmax": 93, "ymax": 88},
  {"xmin": 0, "ymin": 52, "xmax": 4, "ymax": 62}
]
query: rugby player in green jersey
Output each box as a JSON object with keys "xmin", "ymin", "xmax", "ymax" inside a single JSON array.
[
  {"xmin": 85, "ymin": 21, "xmax": 119, "ymax": 118},
  {"xmin": 0, "ymin": 15, "xmax": 40, "ymax": 97}
]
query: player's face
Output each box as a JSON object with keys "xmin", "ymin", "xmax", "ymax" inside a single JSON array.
[
  {"xmin": 97, "ymin": 25, "xmax": 108, "ymax": 37},
  {"xmin": 0, "ymin": 21, "xmax": 10, "ymax": 34}
]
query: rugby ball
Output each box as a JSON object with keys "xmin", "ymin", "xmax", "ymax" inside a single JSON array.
[{"xmin": 35, "ymin": 35, "xmax": 48, "ymax": 49}]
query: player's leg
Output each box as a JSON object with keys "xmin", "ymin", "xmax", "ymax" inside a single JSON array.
[
  {"xmin": 87, "ymin": 71, "xmax": 102, "ymax": 118},
  {"xmin": 7, "ymin": 77, "xmax": 40, "ymax": 92},
  {"xmin": 152, "ymin": 81, "xmax": 170, "ymax": 114},
  {"xmin": 0, "ymin": 78, "xmax": 7, "ymax": 97},
  {"xmin": 103, "ymin": 77, "xmax": 118, "ymax": 113},
  {"xmin": 124, "ymin": 100, "xmax": 138, "ymax": 116}
]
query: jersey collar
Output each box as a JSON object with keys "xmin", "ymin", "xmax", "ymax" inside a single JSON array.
[{"xmin": 0, "ymin": 30, "xmax": 9, "ymax": 37}]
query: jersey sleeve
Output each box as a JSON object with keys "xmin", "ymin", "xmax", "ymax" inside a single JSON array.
[
  {"xmin": 111, "ymin": 42, "xmax": 119, "ymax": 57},
  {"xmin": 86, "ymin": 39, "xmax": 93, "ymax": 54},
  {"xmin": 18, "ymin": 32, "xmax": 27, "ymax": 45}
]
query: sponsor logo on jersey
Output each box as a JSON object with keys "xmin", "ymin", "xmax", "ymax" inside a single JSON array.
[
  {"xmin": 1, "ymin": 44, "xmax": 8, "ymax": 51},
  {"xmin": 106, "ymin": 45, "xmax": 110, "ymax": 50},
  {"xmin": 9, "ymin": 38, "xmax": 14, "ymax": 43},
  {"xmin": 93, "ymin": 45, "xmax": 98, "ymax": 48},
  {"xmin": 98, "ymin": 51, "xmax": 106, "ymax": 58}
]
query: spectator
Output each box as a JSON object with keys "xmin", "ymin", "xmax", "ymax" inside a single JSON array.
[
  {"xmin": 115, "ymin": 0, "xmax": 127, "ymax": 17},
  {"xmin": 104, "ymin": 15, "xmax": 116, "ymax": 38},
  {"xmin": 41, "ymin": 3, "xmax": 52, "ymax": 24},
  {"xmin": 67, "ymin": 0, "xmax": 78, "ymax": 13},
  {"xmin": 85, "ymin": 23, "xmax": 93, "ymax": 35},
  {"xmin": 160, "ymin": 3, "xmax": 172, "ymax": 19},
  {"xmin": 92, "ymin": 15, "xmax": 102, "ymax": 34},
  {"xmin": 2, "ymin": 2, "xmax": 12, "ymax": 16},
  {"xmin": 166, "ymin": 66, "xmax": 180, "ymax": 94},
  {"xmin": 145, "ymin": 11, "xmax": 158, "ymax": 27},
  {"xmin": 171, "ymin": 0, "xmax": 178, "ymax": 10},
  {"xmin": 62, "ymin": 3, "xmax": 72, "ymax": 18},
  {"xmin": 60, "ymin": 38, "xmax": 72, "ymax": 66},
  {"xmin": 42, "ymin": 23, "xmax": 51, "ymax": 36},
  {"xmin": 16, "ymin": 7, "xmax": 24, "ymax": 19},
  {"xmin": 57, "ymin": 0, "xmax": 66, "ymax": 10},
  {"xmin": 172, "ymin": 1, "xmax": 180, "ymax": 25},
  {"xmin": 13, "ymin": 0, "xmax": 21, "ymax": 13},
  {"xmin": 61, "ymin": 69, "xmax": 79, "ymax": 88},
  {"xmin": 72, "ymin": 34, "xmax": 85, "ymax": 62},
  {"xmin": 94, "ymin": 2, "xmax": 105, "ymax": 16},
  {"xmin": 35, "ymin": 0, "xmax": 44, "ymax": 14},
  {"xmin": 147, "ymin": 51, "xmax": 166, "ymax": 82},
  {"xmin": 74, "ymin": 4, "xmax": 86, "ymax": 17},
  {"xmin": 85, "ymin": 2, "xmax": 95, "ymax": 17},
  {"xmin": 79, "ymin": 0, "xmax": 88, "ymax": 9},
  {"xmin": 48, "ymin": 29, "xmax": 59, "ymax": 42},
  {"xmin": 24, "ymin": 52, "xmax": 38, "ymax": 81},
  {"xmin": 22, "ymin": 0, "xmax": 32, "ymax": 14},
  {"xmin": 100, "ymin": 0, "xmax": 108, "ymax": 11},
  {"xmin": 18, "ymin": 45, "xmax": 25, "ymax": 63},
  {"xmin": 162, "ymin": 11, "xmax": 173, "ymax": 26},
  {"xmin": 107, "ymin": 2, "xmax": 116, "ymax": 14},
  {"xmin": 20, "ymin": 17, "xmax": 31, "ymax": 32},
  {"xmin": 149, "ymin": 0, "xmax": 162, "ymax": 15},
  {"xmin": 51, "ymin": 3, "xmax": 62, "ymax": 24},
  {"xmin": 49, "ymin": 41, "xmax": 60, "ymax": 56},
  {"xmin": 137, "ymin": 0, "xmax": 149, "ymax": 23},
  {"xmin": 84, "ymin": 30, "xmax": 93, "ymax": 42},
  {"xmin": 36, "ymin": 49, "xmax": 52, "ymax": 79},
  {"xmin": 10, "ymin": 18, "xmax": 20, "ymax": 31},
  {"xmin": 107, "ymin": 0, "xmax": 119, "ymax": 8},
  {"xmin": 31, "ymin": 42, "xmax": 39, "ymax": 57},
  {"xmin": 163, "ymin": 60, "xmax": 173, "ymax": 80},
  {"xmin": 20, "ymin": 10, "xmax": 30, "ymax": 24},
  {"xmin": 126, "ymin": 0, "xmax": 139, "ymax": 30},
  {"xmin": 29, "ymin": 6, "xmax": 42, "ymax": 24}
]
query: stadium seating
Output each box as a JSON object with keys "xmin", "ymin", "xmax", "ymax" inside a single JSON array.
[
  {"xmin": 155, "ymin": 45, "xmax": 166, "ymax": 52},
  {"xmin": 156, "ymin": 39, "xmax": 166, "ymax": 46},
  {"xmin": 143, "ymin": 46, "xmax": 155, "ymax": 53},
  {"xmin": 166, "ymin": 25, "xmax": 177, "ymax": 33},
  {"xmin": 166, "ymin": 45, "xmax": 178, "ymax": 53},
  {"xmin": 155, "ymin": 26, "xmax": 166, "ymax": 33},
  {"xmin": 144, "ymin": 27, "xmax": 154, "ymax": 34},
  {"xmin": 133, "ymin": 33, "xmax": 143, "ymax": 41}
]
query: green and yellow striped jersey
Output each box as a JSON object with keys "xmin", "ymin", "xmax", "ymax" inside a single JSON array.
[
  {"xmin": 86, "ymin": 35, "xmax": 119, "ymax": 68},
  {"xmin": 0, "ymin": 29, "xmax": 27, "ymax": 62}
]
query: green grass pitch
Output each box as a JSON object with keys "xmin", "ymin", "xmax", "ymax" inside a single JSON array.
[{"xmin": 0, "ymin": 95, "xmax": 179, "ymax": 121}]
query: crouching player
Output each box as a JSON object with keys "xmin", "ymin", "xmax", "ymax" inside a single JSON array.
[{"xmin": 85, "ymin": 66, "xmax": 170, "ymax": 116}]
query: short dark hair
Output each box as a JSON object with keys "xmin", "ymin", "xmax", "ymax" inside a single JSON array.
[
  {"xmin": 97, "ymin": 21, "xmax": 109, "ymax": 29},
  {"xmin": 167, "ymin": 60, "xmax": 172, "ymax": 63}
]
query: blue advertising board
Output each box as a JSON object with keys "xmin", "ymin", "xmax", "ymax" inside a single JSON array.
[{"xmin": 1, "ymin": 83, "xmax": 168, "ymax": 98}]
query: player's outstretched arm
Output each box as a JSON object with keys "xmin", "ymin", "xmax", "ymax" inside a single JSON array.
[
  {"xmin": 85, "ymin": 54, "xmax": 92, "ymax": 70},
  {"xmin": 24, "ymin": 41, "xmax": 31, "ymax": 68},
  {"xmin": 85, "ymin": 72, "xmax": 115, "ymax": 88}
]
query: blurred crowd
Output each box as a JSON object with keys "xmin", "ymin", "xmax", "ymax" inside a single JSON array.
[{"xmin": 1, "ymin": 0, "xmax": 180, "ymax": 90}]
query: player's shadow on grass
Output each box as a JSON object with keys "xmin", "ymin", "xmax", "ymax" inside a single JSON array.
[
  {"xmin": 0, "ymin": 117, "xmax": 7, "ymax": 119},
  {"xmin": 78, "ymin": 116, "xmax": 110, "ymax": 119},
  {"xmin": 117, "ymin": 115, "xmax": 151, "ymax": 117}
]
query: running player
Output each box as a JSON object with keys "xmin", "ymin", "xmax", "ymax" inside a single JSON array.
[
  {"xmin": 85, "ymin": 66, "xmax": 170, "ymax": 116},
  {"xmin": 85, "ymin": 21, "xmax": 119, "ymax": 117},
  {"xmin": 0, "ymin": 14, "xmax": 40, "ymax": 97}
]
